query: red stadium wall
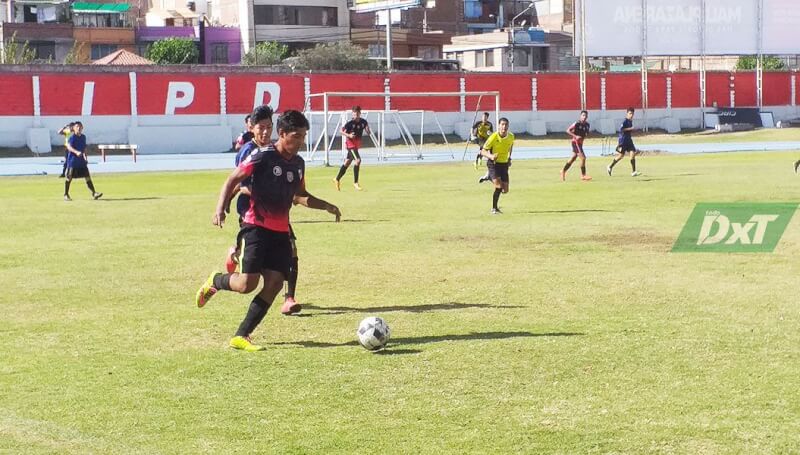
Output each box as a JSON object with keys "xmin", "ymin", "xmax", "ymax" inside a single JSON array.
[
  {"xmin": 734, "ymin": 72, "xmax": 757, "ymax": 107},
  {"xmin": 670, "ymin": 73, "xmax": 700, "ymax": 108},
  {"xmin": 762, "ymin": 72, "xmax": 791, "ymax": 107},
  {"xmin": 0, "ymin": 70, "xmax": 795, "ymax": 117}
]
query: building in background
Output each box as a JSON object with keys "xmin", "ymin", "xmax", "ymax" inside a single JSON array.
[
  {"xmin": 231, "ymin": 0, "xmax": 350, "ymax": 55},
  {"xmin": 135, "ymin": 24, "xmax": 242, "ymax": 64}
]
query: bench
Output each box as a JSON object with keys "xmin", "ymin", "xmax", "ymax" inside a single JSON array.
[{"xmin": 97, "ymin": 144, "xmax": 138, "ymax": 163}]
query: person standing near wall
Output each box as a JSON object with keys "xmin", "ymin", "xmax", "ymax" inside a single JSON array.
[{"xmin": 63, "ymin": 122, "xmax": 103, "ymax": 201}]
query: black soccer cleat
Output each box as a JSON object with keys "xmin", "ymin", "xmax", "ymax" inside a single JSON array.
[{"xmin": 794, "ymin": 160, "xmax": 800, "ymax": 174}]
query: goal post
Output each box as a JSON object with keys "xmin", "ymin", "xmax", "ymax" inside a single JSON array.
[{"xmin": 304, "ymin": 91, "xmax": 500, "ymax": 166}]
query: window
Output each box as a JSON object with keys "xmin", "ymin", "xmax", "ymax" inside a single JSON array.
[
  {"xmin": 513, "ymin": 48, "xmax": 529, "ymax": 67},
  {"xmin": 91, "ymin": 44, "xmax": 117, "ymax": 60},
  {"xmin": 211, "ymin": 43, "xmax": 228, "ymax": 64},
  {"xmin": 368, "ymin": 44, "xmax": 386, "ymax": 58},
  {"xmin": 485, "ymin": 49, "xmax": 494, "ymax": 67},
  {"xmin": 417, "ymin": 46, "xmax": 438, "ymax": 59},
  {"xmin": 253, "ymin": 6, "xmax": 337, "ymax": 26},
  {"xmin": 30, "ymin": 41, "xmax": 55, "ymax": 61},
  {"xmin": 474, "ymin": 51, "xmax": 484, "ymax": 68},
  {"xmin": 463, "ymin": 0, "xmax": 481, "ymax": 19}
]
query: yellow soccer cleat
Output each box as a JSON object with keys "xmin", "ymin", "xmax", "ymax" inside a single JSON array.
[
  {"xmin": 195, "ymin": 271, "xmax": 219, "ymax": 308},
  {"xmin": 230, "ymin": 336, "xmax": 265, "ymax": 352}
]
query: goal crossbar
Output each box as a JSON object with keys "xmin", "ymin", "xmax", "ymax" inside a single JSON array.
[{"xmin": 305, "ymin": 91, "xmax": 501, "ymax": 165}]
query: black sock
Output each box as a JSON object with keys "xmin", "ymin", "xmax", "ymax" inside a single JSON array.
[
  {"xmin": 235, "ymin": 295, "xmax": 272, "ymax": 337},
  {"xmin": 580, "ymin": 165, "xmax": 587, "ymax": 176},
  {"xmin": 64, "ymin": 180, "xmax": 71, "ymax": 196},
  {"xmin": 563, "ymin": 161, "xmax": 573, "ymax": 172},
  {"xmin": 61, "ymin": 162, "xmax": 67, "ymax": 175},
  {"xmin": 353, "ymin": 165, "xmax": 360, "ymax": 183},
  {"xmin": 86, "ymin": 179, "xmax": 96, "ymax": 193},
  {"xmin": 631, "ymin": 159, "xmax": 637, "ymax": 172},
  {"xmin": 336, "ymin": 165, "xmax": 347, "ymax": 181},
  {"xmin": 609, "ymin": 158, "xmax": 620, "ymax": 169},
  {"xmin": 492, "ymin": 188, "xmax": 502, "ymax": 209},
  {"xmin": 212, "ymin": 273, "xmax": 232, "ymax": 291},
  {"xmin": 475, "ymin": 153, "xmax": 482, "ymax": 163},
  {"xmin": 286, "ymin": 256, "xmax": 298, "ymax": 298}
]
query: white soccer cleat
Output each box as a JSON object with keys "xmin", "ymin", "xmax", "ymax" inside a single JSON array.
[{"xmin": 631, "ymin": 171, "xmax": 641, "ymax": 177}]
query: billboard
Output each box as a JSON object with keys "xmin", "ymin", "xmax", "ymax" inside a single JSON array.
[
  {"xmin": 350, "ymin": 0, "xmax": 421, "ymax": 13},
  {"xmin": 575, "ymin": 0, "xmax": 800, "ymax": 56}
]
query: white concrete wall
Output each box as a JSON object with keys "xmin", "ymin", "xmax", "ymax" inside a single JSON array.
[{"xmin": 4, "ymin": 104, "xmax": 799, "ymax": 153}]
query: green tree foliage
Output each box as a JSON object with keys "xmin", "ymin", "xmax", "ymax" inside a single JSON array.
[
  {"xmin": 293, "ymin": 42, "xmax": 381, "ymax": 71},
  {"xmin": 736, "ymin": 55, "xmax": 786, "ymax": 71},
  {"xmin": 243, "ymin": 41, "xmax": 289, "ymax": 66},
  {"xmin": 146, "ymin": 38, "xmax": 199, "ymax": 64},
  {"xmin": 64, "ymin": 41, "xmax": 87, "ymax": 64},
  {"xmin": 1, "ymin": 32, "xmax": 36, "ymax": 64}
]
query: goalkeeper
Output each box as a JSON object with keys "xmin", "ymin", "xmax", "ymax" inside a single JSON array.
[{"xmin": 471, "ymin": 112, "xmax": 493, "ymax": 180}]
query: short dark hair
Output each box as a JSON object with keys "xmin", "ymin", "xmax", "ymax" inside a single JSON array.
[
  {"xmin": 244, "ymin": 114, "xmax": 252, "ymax": 124},
  {"xmin": 498, "ymin": 117, "xmax": 509, "ymax": 125},
  {"xmin": 73, "ymin": 121, "xmax": 83, "ymax": 128},
  {"xmin": 352, "ymin": 106, "xmax": 362, "ymax": 113},
  {"xmin": 580, "ymin": 110, "xmax": 588, "ymax": 116},
  {"xmin": 250, "ymin": 105, "xmax": 273, "ymax": 125},
  {"xmin": 483, "ymin": 112, "xmax": 490, "ymax": 117},
  {"xmin": 278, "ymin": 110, "xmax": 310, "ymax": 132},
  {"xmin": 627, "ymin": 107, "xmax": 636, "ymax": 114},
  {"xmin": 59, "ymin": 122, "xmax": 76, "ymax": 135}
]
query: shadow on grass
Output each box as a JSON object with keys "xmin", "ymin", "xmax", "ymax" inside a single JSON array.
[
  {"xmin": 373, "ymin": 348, "xmax": 422, "ymax": 355},
  {"xmin": 276, "ymin": 331, "xmax": 583, "ymax": 349},
  {"xmin": 523, "ymin": 209, "xmax": 615, "ymax": 214},
  {"xmin": 292, "ymin": 219, "xmax": 389, "ymax": 224},
  {"xmin": 98, "ymin": 197, "xmax": 162, "ymax": 201},
  {"xmin": 303, "ymin": 302, "xmax": 523, "ymax": 315}
]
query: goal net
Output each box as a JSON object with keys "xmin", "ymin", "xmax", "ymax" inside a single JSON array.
[{"xmin": 303, "ymin": 91, "xmax": 500, "ymax": 166}]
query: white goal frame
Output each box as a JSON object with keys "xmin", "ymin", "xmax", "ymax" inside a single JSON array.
[{"xmin": 304, "ymin": 91, "xmax": 500, "ymax": 166}]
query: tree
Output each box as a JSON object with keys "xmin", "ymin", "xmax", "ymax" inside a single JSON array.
[
  {"xmin": 64, "ymin": 41, "xmax": 88, "ymax": 64},
  {"xmin": 146, "ymin": 38, "xmax": 199, "ymax": 64},
  {"xmin": 243, "ymin": 41, "xmax": 289, "ymax": 66},
  {"xmin": 1, "ymin": 32, "xmax": 36, "ymax": 64},
  {"xmin": 293, "ymin": 42, "xmax": 381, "ymax": 71},
  {"xmin": 736, "ymin": 55, "xmax": 786, "ymax": 71}
]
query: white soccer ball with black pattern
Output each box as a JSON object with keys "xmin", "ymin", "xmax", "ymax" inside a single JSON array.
[{"xmin": 357, "ymin": 316, "xmax": 391, "ymax": 351}]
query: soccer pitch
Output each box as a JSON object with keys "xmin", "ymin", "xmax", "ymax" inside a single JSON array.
[{"xmin": 2, "ymin": 151, "xmax": 800, "ymax": 453}]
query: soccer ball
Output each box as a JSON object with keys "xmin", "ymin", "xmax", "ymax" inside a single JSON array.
[{"xmin": 357, "ymin": 316, "xmax": 391, "ymax": 351}]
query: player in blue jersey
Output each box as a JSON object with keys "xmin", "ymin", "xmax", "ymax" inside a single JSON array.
[
  {"xmin": 63, "ymin": 122, "xmax": 103, "ymax": 201},
  {"xmin": 607, "ymin": 107, "xmax": 641, "ymax": 177}
]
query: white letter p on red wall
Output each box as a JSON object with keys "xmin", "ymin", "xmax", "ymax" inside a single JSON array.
[{"xmin": 165, "ymin": 82, "xmax": 195, "ymax": 115}]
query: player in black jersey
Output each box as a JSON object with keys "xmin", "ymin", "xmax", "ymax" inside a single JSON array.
[
  {"xmin": 561, "ymin": 111, "xmax": 592, "ymax": 181},
  {"xmin": 196, "ymin": 110, "xmax": 341, "ymax": 352}
]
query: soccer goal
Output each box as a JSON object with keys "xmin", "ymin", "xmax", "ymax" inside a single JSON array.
[{"xmin": 303, "ymin": 91, "xmax": 500, "ymax": 166}]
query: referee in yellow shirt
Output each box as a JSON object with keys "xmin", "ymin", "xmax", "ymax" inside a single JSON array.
[{"xmin": 480, "ymin": 118, "xmax": 514, "ymax": 214}]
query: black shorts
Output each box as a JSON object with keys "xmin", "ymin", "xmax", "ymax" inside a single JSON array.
[
  {"xmin": 488, "ymin": 162, "xmax": 509, "ymax": 183},
  {"xmin": 617, "ymin": 139, "xmax": 636, "ymax": 153},
  {"xmin": 66, "ymin": 166, "xmax": 90, "ymax": 179},
  {"xmin": 347, "ymin": 148, "xmax": 361, "ymax": 161},
  {"xmin": 237, "ymin": 224, "xmax": 292, "ymax": 277},
  {"xmin": 571, "ymin": 142, "xmax": 585, "ymax": 155}
]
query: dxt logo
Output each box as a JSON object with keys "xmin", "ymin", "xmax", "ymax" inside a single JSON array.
[{"xmin": 673, "ymin": 203, "xmax": 797, "ymax": 253}]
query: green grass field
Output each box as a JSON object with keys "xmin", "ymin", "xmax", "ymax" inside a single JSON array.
[{"xmin": 2, "ymin": 151, "xmax": 800, "ymax": 453}]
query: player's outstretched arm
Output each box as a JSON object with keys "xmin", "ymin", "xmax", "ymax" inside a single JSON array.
[
  {"xmin": 214, "ymin": 168, "xmax": 248, "ymax": 227},
  {"xmin": 294, "ymin": 181, "xmax": 341, "ymax": 222}
]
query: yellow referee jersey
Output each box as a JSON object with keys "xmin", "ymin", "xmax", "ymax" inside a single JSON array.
[{"xmin": 483, "ymin": 131, "xmax": 514, "ymax": 164}]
